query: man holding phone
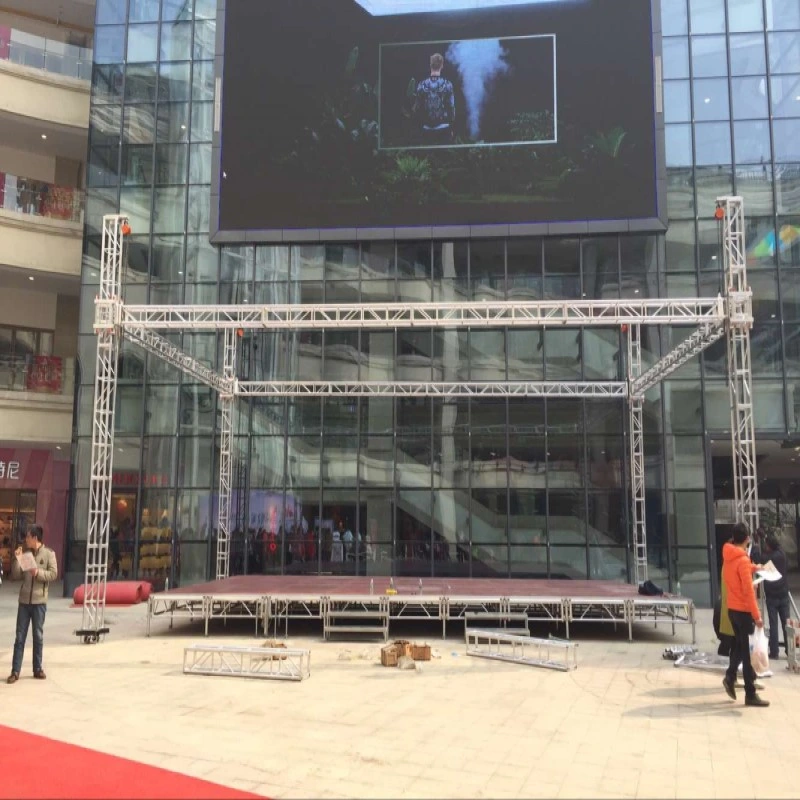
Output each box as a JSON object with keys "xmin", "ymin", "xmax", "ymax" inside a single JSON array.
[{"xmin": 7, "ymin": 524, "xmax": 58, "ymax": 684}]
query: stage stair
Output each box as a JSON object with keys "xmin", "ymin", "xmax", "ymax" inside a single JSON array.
[{"xmin": 322, "ymin": 596, "xmax": 390, "ymax": 641}]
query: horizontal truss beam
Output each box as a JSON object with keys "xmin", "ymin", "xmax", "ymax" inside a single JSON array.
[
  {"xmin": 235, "ymin": 381, "xmax": 627, "ymax": 398},
  {"xmin": 120, "ymin": 297, "xmax": 726, "ymax": 331}
]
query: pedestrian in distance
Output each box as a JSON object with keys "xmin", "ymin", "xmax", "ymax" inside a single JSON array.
[
  {"xmin": 721, "ymin": 522, "xmax": 769, "ymax": 707},
  {"xmin": 763, "ymin": 533, "xmax": 791, "ymax": 660},
  {"xmin": 7, "ymin": 524, "xmax": 58, "ymax": 684}
]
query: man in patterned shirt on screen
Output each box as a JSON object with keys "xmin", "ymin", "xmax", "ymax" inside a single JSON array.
[{"xmin": 414, "ymin": 53, "xmax": 455, "ymax": 146}]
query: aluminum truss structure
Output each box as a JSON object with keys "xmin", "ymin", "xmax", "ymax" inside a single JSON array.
[
  {"xmin": 80, "ymin": 200, "xmax": 756, "ymax": 640},
  {"xmin": 720, "ymin": 197, "xmax": 759, "ymax": 533}
]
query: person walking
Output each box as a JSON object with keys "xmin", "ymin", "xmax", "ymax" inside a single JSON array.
[
  {"xmin": 721, "ymin": 523, "xmax": 768, "ymax": 707},
  {"xmin": 7, "ymin": 524, "xmax": 58, "ymax": 684},
  {"xmin": 763, "ymin": 533, "xmax": 791, "ymax": 660}
]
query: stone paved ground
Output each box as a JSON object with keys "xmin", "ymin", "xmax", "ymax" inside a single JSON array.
[{"xmin": 1, "ymin": 583, "xmax": 799, "ymax": 799}]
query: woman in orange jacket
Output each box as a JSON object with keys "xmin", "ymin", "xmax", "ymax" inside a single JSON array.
[{"xmin": 721, "ymin": 523, "xmax": 768, "ymax": 707}]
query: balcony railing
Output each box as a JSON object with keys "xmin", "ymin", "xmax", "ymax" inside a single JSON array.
[
  {"xmin": 0, "ymin": 26, "xmax": 92, "ymax": 81},
  {"xmin": 0, "ymin": 356, "xmax": 75, "ymax": 396},
  {"xmin": 0, "ymin": 173, "xmax": 84, "ymax": 223}
]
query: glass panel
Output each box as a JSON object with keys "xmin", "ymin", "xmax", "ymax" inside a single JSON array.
[
  {"xmin": 663, "ymin": 37, "xmax": 691, "ymax": 79},
  {"xmin": 663, "ymin": 0, "xmax": 689, "ymax": 35},
  {"xmin": 545, "ymin": 329, "xmax": 581, "ymax": 379},
  {"xmin": 770, "ymin": 75, "xmax": 800, "ymax": 118},
  {"xmin": 130, "ymin": 0, "xmax": 159, "ymax": 22},
  {"xmin": 665, "ymin": 125, "xmax": 693, "ymax": 167},
  {"xmin": 690, "ymin": 0, "xmax": 726, "ymax": 33},
  {"xmin": 728, "ymin": 0, "xmax": 763, "ymax": 31},
  {"xmin": 94, "ymin": 26, "xmax": 126, "ymax": 64},
  {"xmin": 691, "ymin": 35, "xmax": 728, "ymax": 76},
  {"xmin": 548, "ymin": 490, "xmax": 586, "ymax": 545},
  {"xmin": 190, "ymin": 102, "xmax": 213, "ymax": 142},
  {"xmin": 159, "ymin": 62, "xmax": 191, "ymax": 102},
  {"xmin": 693, "ymin": 78, "xmax": 730, "ymax": 120},
  {"xmin": 729, "ymin": 33, "xmax": 767, "ymax": 75},
  {"xmin": 769, "ymin": 32, "xmax": 800, "ymax": 73},
  {"xmin": 673, "ymin": 491, "xmax": 708, "ymax": 546},
  {"xmin": 157, "ymin": 102, "xmax": 190, "ymax": 142},
  {"xmin": 664, "ymin": 380, "xmax": 703, "ymax": 432},
  {"xmin": 359, "ymin": 435, "xmax": 394, "ymax": 487},
  {"xmin": 753, "ymin": 380, "xmax": 786, "ymax": 428},
  {"xmin": 178, "ymin": 437, "xmax": 213, "ymax": 487},
  {"xmin": 250, "ymin": 438, "xmax": 286, "ymax": 489},
  {"xmin": 736, "ymin": 165, "xmax": 774, "ymax": 214},
  {"xmin": 187, "ymin": 185, "xmax": 209, "ymax": 232},
  {"xmin": 507, "ymin": 329, "xmax": 544, "ymax": 379},
  {"xmin": 734, "ymin": 120, "xmax": 772, "ymax": 163},
  {"xmin": 194, "ymin": 20, "xmax": 217, "ymax": 61},
  {"xmin": 155, "ymin": 143, "xmax": 188, "ymax": 184},
  {"xmin": 397, "ymin": 490, "xmax": 433, "ymax": 575},
  {"xmin": 97, "ymin": 0, "xmax": 126, "ymax": 24},
  {"xmin": 774, "ymin": 119, "xmax": 800, "ymax": 162},
  {"xmin": 160, "ymin": 21, "xmax": 193, "ymax": 61},
  {"xmin": 776, "ymin": 169, "xmax": 800, "ymax": 215},
  {"xmin": 731, "ymin": 76, "xmax": 769, "ymax": 118},
  {"xmin": 192, "ymin": 60, "xmax": 215, "ymax": 101},
  {"xmin": 694, "ymin": 122, "xmax": 732, "ymax": 165},
  {"xmin": 127, "ymin": 24, "xmax": 159, "ymax": 63},
  {"xmin": 664, "ymin": 80, "xmax": 691, "ymax": 122},
  {"xmin": 765, "ymin": 0, "xmax": 800, "ymax": 30},
  {"xmin": 667, "ymin": 436, "xmax": 705, "ymax": 489}
]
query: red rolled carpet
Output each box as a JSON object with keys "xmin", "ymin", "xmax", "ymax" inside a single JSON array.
[
  {"xmin": 73, "ymin": 581, "xmax": 152, "ymax": 606},
  {"xmin": 0, "ymin": 724, "xmax": 266, "ymax": 799}
]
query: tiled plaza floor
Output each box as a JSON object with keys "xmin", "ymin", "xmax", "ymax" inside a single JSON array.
[{"xmin": 1, "ymin": 583, "xmax": 798, "ymax": 799}]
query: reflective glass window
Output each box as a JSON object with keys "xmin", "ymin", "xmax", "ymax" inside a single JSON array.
[
  {"xmin": 155, "ymin": 143, "xmax": 188, "ymax": 184},
  {"xmin": 734, "ymin": 120, "xmax": 772, "ymax": 163},
  {"xmin": 158, "ymin": 62, "xmax": 191, "ymax": 102},
  {"xmin": 191, "ymin": 102, "xmax": 213, "ymax": 142},
  {"xmin": 666, "ymin": 220, "xmax": 696, "ymax": 271},
  {"xmin": 774, "ymin": 119, "xmax": 800, "ymax": 162},
  {"xmin": 731, "ymin": 76, "xmax": 769, "ymax": 118},
  {"xmin": 693, "ymin": 78, "xmax": 730, "ymax": 120},
  {"xmin": 694, "ymin": 122, "xmax": 732, "ymax": 164},
  {"xmin": 729, "ymin": 33, "xmax": 767, "ymax": 74},
  {"xmin": 194, "ymin": 20, "xmax": 217, "ymax": 61},
  {"xmin": 665, "ymin": 125, "xmax": 693, "ymax": 166},
  {"xmin": 736, "ymin": 165, "xmax": 775, "ymax": 214},
  {"xmin": 153, "ymin": 187, "xmax": 186, "ymax": 233},
  {"xmin": 664, "ymin": 81, "xmax": 691, "ymax": 122},
  {"xmin": 689, "ymin": 0, "xmax": 726, "ymax": 33},
  {"xmin": 769, "ymin": 32, "xmax": 800, "ymax": 73},
  {"xmin": 728, "ymin": 0, "xmax": 764, "ymax": 31},
  {"xmin": 189, "ymin": 143, "xmax": 212, "ymax": 184},
  {"xmin": 161, "ymin": 21, "xmax": 193, "ymax": 61},
  {"xmin": 94, "ymin": 26, "xmax": 125, "ymax": 64},
  {"xmin": 663, "ymin": 37, "xmax": 690, "ymax": 79},
  {"xmin": 187, "ymin": 185, "xmax": 210, "ymax": 232},
  {"xmin": 691, "ymin": 35, "xmax": 728, "ymax": 76},
  {"xmin": 156, "ymin": 102, "xmax": 190, "ymax": 142},
  {"xmin": 130, "ymin": 0, "xmax": 159, "ymax": 22},
  {"xmin": 127, "ymin": 24, "xmax": 159, "ymax": 63},
  {"xmin": 663, "ymin": 0, "xmax": 689, "ymax": 35},
  {"xmin": 192, "ymin": 61, "xmax": 215, "ymax": 101},
  {"xmin": 770, "ymin": 75, "xmax": 800, "ymax": 117},
  {"xmin": 96, "ymin": 0, "xmax": 126, "ymax": 24},
  {"xmin": 125, "ymin": 64, "xmax": 158, "ymax": 102},
  {"xmin": 765, "ymin": 0, "xmax": 800, "ymax": 30}
]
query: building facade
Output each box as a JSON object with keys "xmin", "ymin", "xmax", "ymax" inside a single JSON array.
[
  {"xmin": 66, "ymin": 0, "xmax": 800, "ymax": 605},
  {"xmin": 0, "ymin": 0, "xmax": 94, "ymax": 573}
]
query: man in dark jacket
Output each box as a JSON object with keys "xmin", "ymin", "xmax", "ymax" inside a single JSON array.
[
  {"xmin": 763, "ymin": 533, "xmax": 790, "ymax": 660},
  {"xmin": 7, "ymin": 524, "xmax": 58, "ymax": 684}
]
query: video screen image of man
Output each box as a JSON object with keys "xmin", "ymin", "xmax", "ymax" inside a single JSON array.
[{"xmin": 414, "ymin": 53, "xmax": 455, "ymax": 145}]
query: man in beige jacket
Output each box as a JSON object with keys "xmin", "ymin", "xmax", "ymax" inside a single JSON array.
[{"xmin": 7, "ymin": 524, "xmax": 58, "ymax": 684}]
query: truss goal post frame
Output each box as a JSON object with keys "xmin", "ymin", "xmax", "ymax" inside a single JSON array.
[
  {"xmin": 77, "ymin": 214, "xmax": 128, "ymax": 642},
  {"xmin": 718, "ymin": 195, "xmax": 759, "ymax": 534},
  {"xmin": 83, "ymin": 202, "xmax": 756, "ymax": 637}
]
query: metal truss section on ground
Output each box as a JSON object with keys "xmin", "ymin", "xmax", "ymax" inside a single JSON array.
[
  {"xmin": 465, "ymin": 629, "xmax": 578, "ymax": 672},
  {"xmin": 236, "ymin": 380, "xmax": 628, "ymax": 398},
  {"xmin": 183, "ymin": 644, "xmax": 311, "ymax": 681},
  {"xmin": 121, "ymin": 297, "xmax": 726, "ymax": 331}
]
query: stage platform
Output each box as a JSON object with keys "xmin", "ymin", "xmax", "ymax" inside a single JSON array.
[{"xmin": 146, "ymin": 576, "xmax": 696, "ymax": 643}]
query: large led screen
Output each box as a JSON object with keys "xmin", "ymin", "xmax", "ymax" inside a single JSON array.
[{"xmin": 215, "ymin": 0, "xmax": 663, "ymax": 238}]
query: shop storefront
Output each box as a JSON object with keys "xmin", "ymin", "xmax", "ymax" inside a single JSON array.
[{"xmin": 0, "ymin": 448, "xmax": 68, "ymax": 575}]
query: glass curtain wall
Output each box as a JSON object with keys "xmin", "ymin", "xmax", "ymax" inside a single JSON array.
[{"xmin": 68, "ymin": 0, "xmax": 800, "ymax": 606}]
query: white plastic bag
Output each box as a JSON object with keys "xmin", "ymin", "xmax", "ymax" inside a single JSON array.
[{"xmin": 749, "ymin": 626, "xmax": 770, "ymax": 674}]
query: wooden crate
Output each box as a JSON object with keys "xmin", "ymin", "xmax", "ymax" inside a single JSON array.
[
  {"xmin": 393, "ymin": 640, "xmax": 412, "ymax": 658},
  {"xmin": 380, "ymin": 645, "xmax": 399, "ymax": 667},
  {"xmin": 411, "ymin": 643, "xmax": 431, "ymax": 661}
]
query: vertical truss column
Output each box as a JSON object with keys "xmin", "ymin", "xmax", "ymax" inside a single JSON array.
[
  {"xmin": 719, "ymin": 196, "xmax": 758, "ymax": 533},
  {"xmin": 627, "ymin": 324, "xmax": 648, "ymax": 585},
  {"xmin": 216, "ymin": 327, "xmax": 237, "ymax": 580},
  {"xmin": 78, "ymin": 214, "xmax": 128, "ymax": 643}
]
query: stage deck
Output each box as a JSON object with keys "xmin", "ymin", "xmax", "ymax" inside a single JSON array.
[{"xmin": 147, "ymin": 575, "xmax": 695, "ymax": 643}]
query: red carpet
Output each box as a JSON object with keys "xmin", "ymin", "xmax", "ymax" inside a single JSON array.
[{"xmin": 0, "ymin": 724, "xmax": 266, "ymax": 799}]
